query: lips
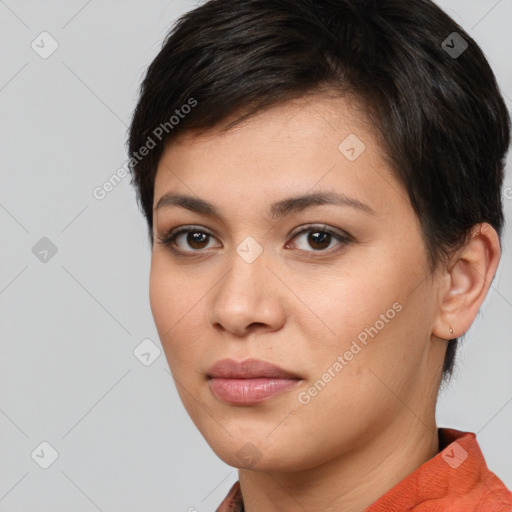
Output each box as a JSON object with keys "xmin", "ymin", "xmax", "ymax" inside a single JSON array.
[
  {"xmin": 207, "ymin": 358, "xmax": 302, "ymax": 404},
  {"xmin": 207, "ymin": 358, "xmax": 301, "ymax": 379}
]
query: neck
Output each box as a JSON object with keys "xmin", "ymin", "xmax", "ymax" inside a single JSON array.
[{"xmin": 238, "ymin": 415, "xmax": 439, "ymax": 512}]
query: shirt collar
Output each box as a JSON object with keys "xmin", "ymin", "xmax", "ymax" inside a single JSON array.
[{"xmin": 215, "ymin": 428, "xmax": 512, "ymax": 512}]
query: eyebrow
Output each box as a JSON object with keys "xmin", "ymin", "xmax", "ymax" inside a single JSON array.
[{"xmin": 154, "ymin": 190, "xmax": 377, "ymax": 219}]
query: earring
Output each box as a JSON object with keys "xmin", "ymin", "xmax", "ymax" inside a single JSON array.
[{"xmin": 449, "ymin": 326, "xmax": 454, "ymax": 334}]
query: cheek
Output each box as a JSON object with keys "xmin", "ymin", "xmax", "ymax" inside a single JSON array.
[
  {"xmin": 149, "ymin": 265, "xmax": 210, "ymax": 428},
  {"xmin": 149, "ymin": 260, "xmax": 175, "ymax": 335},
  {"xmin": 149, "ymin": 255, "xmax": 201, "ymax": 327},
  {"xmin": 149, "ymin": 259, "xmax": 196, "ymax": 364},
  {"xmin": 290, "ymin": 262, "xmax": 401, "ymax": 349},
  {"xmin": 296, "ymin": 256, "xmax": 426, "ymax": 395}
]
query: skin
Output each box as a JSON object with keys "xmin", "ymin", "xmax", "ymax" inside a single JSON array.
[{"xmin": 149, "ymin": 95, "xmax": 500, "ymax": 512}]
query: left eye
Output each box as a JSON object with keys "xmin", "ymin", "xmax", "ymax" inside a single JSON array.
[{"xmin": 288, "ymin": 225, "xmax": 350, "ymax": 253}]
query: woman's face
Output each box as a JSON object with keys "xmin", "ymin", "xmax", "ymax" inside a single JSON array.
[{"xmin": 150, "ymin": 95, "xmax": 445, "ymax": 472}]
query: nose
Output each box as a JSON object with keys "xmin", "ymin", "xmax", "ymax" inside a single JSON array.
[{"xmin": 208, "ymin": 245, "xmax": 286, "ymax": 337}]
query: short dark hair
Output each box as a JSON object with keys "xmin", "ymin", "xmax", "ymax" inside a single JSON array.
[{"xmin": 127, "ymin": 0, "xmax": 510, "ymax": 382}]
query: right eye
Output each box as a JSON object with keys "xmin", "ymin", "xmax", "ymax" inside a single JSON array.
[{"xmin": 156, "ymin": 226, "xmax": 222, "ymax": 255}]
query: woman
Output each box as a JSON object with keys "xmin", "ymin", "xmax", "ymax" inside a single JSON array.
[{"xmin": 127, "ymin": 0, "xmax": 512, "ymax": 510}]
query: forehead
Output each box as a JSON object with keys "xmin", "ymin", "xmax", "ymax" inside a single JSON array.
[
  {"xmin": 153, "ymin": 95, "xmax": 405, "ymax": 218},
  {"xmin": 162, "ymin": 94, "xmax": 377, "ymax": 156}
]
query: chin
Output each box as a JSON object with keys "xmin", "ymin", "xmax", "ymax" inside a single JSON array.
[{"xmin": 205, "ymin": 432, "xmax": 314, "ymax": 473}]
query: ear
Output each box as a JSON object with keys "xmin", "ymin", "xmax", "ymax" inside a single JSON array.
[{"xmin": 432, "ymin": 223, "xmax": 501, "ymax": 340}]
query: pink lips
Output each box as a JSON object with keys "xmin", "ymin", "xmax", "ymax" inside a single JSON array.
[{"xmin": 207, "ymin": 358, "xmax": 302, "ymax": 405}]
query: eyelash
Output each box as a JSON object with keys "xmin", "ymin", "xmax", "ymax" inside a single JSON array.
[{"xmin": 156, "ymin": 224, "xmax": 352, "ymax": 258}]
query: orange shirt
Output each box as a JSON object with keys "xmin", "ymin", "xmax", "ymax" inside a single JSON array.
[{"xmin": 216, "ymin": 429, "xmax": 512, "ymax": 512}]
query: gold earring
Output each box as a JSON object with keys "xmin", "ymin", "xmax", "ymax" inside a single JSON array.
[{"xmin": 449, "ymin": 326, "xmax": 454, "ymax": 334}]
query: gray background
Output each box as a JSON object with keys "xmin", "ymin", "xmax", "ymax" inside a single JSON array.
[{"xmin": 0, "ymin": 1, "xmax": 511, "ymax": 511}]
